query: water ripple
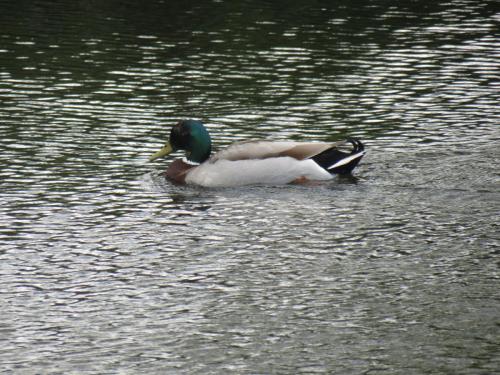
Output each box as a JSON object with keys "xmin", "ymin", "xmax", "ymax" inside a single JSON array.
[{"xmin": 0, "ymin": 0, "xmax": 499, "ymax": 373}]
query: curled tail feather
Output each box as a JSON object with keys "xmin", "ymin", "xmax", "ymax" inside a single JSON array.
[{"xmin": 312, "ymin": 138, "xmax": 365, "ymax": 175}]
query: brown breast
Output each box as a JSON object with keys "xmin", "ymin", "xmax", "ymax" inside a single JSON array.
[{"xmin": 164, "ymin": 159, "xmax": 196, "ymax": 184}]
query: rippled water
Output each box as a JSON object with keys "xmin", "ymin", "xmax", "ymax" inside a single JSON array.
[{"xmin": 0, "ymin": 0, "xmax": 499, "ymax": 373}]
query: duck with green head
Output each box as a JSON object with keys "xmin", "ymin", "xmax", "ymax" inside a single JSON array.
[{"xmin": 149, "ymin": 119, "xmax": 365, "ymax": 187}]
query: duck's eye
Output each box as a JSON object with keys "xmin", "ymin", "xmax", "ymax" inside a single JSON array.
[{"xmin": 170, "ymin": 123, "xmax": 190, "ymax": 149}]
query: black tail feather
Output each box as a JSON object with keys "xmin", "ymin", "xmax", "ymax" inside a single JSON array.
[{"xmin": 312, "ymin": 138, "xmax": 365, "ymax": 175}]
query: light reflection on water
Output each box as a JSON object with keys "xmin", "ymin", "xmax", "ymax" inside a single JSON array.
[{"xmin": 0, "ymin": 0, "xmax": 499, "ymax": 373}]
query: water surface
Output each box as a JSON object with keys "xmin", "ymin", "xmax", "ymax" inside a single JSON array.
[{"xmin": 0, "ymin": 0, "xmax": 499, "ymax": 374}]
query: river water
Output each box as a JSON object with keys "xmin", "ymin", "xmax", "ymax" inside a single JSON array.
[{"xmin": 0, "ymin": 0, "xmax": 499, "ymax": 374}]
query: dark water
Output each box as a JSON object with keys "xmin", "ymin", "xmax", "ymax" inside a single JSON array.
[{"xmin": 0, "ymin": 0, "xmax": 499, "ymax": 373}]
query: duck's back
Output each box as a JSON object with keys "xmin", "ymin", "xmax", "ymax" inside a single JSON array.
[{"xmin": 209, "ymin": 140, "xmax": 339, "ymax": 163}]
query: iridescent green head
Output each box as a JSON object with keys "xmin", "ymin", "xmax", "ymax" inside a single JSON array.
[{"xmin": 149, "ymin": 120, "xmax": 212, "ymax": 164}]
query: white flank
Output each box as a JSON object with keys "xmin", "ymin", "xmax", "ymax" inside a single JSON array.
[
  {"xmin": 327, "ymin": 151, "xmax": 365, "ymax": 170},
  {"xmin": 185, "ymin": 157, "xmax": 332, "ymax": 187}
]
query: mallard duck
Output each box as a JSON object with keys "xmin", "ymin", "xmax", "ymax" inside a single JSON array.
[{"xmin": 149, "ymin": 120, "xmax": 365, "ymax": 187}]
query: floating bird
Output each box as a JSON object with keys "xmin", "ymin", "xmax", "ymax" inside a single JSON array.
[{"xmin": 149, "ymin": 120, "xmax": 364, "ymax": 187}]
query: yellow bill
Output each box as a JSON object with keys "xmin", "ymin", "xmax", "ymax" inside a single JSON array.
[{"xmin": 149, "ymin": 141, "xmax": 174, "ymax": 162}]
